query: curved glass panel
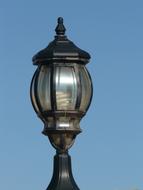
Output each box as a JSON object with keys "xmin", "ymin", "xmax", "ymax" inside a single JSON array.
[
  {"xmin": 55, "ymin": 66, "xmax": 77, "ymax": 110},
  {"xmin": 46, "ymin": 116, "xmax": 80, "ymax": 129},
  {"xmin": 30, "ymin": 70, "xmax": 40, "ymax": 113},
  {"xmin": 79, "ymin": 66, "xmax": 92, "ymax": 111},
  {"xmin": 37, "ymin": 65, "xmax": 51, "ymax": 111}
]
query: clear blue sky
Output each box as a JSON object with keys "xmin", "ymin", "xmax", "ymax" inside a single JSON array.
[{"xmin": 1, "ymin": 0, "xmax": 143, "ymax": 190}]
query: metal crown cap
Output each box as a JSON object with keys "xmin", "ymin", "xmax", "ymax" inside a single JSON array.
[{"xmin": 32, "ymin": 17, "xmax": 91, "ymax": 65}]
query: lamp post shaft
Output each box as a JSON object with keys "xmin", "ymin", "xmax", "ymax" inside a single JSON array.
[{"xmin": 47, "ymin": 152, "xmax": 79, "ymax": 190}]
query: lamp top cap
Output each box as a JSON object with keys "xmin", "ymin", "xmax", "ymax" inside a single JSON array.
[
  {"xmin": 32, "ymin": 17, "xmax": 91, "ymax": 65},
  {"xmin": 55, "ymin": 17, "xmax": 66, "ymax": 36}
]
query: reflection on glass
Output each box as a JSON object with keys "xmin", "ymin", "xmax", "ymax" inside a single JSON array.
[
  {"xmin": 55, "ymin": 66, "xmax": 77, "ymax": 110},
  {"xmin": 79, "ymin": 66, "xmax": 92, "ymax": 111},
  {"xmin": 57, "ymin": 117, "xmax": 70, "ymax": 128},
  {"xmin": 37, "ymin": 65, "xmax": 51, "ymax": 111},
  {"xmin": 46, "ymin": 117, "xmax": 80, "ymax": 129}
]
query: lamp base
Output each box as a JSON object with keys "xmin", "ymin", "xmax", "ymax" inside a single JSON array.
[{"xmin": 47, "ymin": 152, "xmax": 80, "ymax": 190}]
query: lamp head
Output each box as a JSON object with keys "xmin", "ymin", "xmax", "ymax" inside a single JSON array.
[{"xmin": 30, "ymin": 18, "xmax": 93, "ymax": 153}]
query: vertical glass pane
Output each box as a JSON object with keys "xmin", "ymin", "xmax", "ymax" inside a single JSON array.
[
  {"xmin": 55, "ymin": 66, "xmax": 77, "ymax": 110},
  {"xmin": 57, "ymin": 117, "xmax": 70, "ymax": 128},
  {"xmin": 31, "ymin": 71, "xmax": 39, "ymax": 113},
  {"xmin": 79, "ymin": 66, "xmax": 92, "ymax": 111},
  {"xmin": 37, "ymin": 65, "xmax": 51, "ymax": 111}
]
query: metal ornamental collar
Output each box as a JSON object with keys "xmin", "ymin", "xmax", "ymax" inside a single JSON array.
[{"xmin": 32, "ymin": 17, "xmax": 91, "ymax": 65}]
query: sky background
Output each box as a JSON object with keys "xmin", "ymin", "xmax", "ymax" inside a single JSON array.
[{"xmin": 1, "ymin": 0, "xmax": 143, "ymax": 190}]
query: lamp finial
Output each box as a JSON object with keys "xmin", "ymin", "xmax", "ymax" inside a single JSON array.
[{"xmin": 55, "ymin": 17, "xmax": 66, "ymax": 35}]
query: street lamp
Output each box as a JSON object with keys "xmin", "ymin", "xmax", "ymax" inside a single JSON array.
[{"xmin": 30, "ymin": 17, "xmax": 93, "ymax": 190}]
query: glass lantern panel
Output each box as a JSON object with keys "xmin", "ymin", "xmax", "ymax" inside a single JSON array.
[
  {"xmin": 31, "ymin": 71, "xmax": 40, "ymax": 113},
  {"xmin": 55, "ymin": 66, "xmax": 77, "ymax": 110},
  {"xmin": 79, "ymin": 66, "xmax": 92, "ymax": 111},
  {"xmin": 46, "ymin": 117, "xmax": 80, "ymax": 129},
  {"xmin": 37, "ymin": 65, "xmax": 51, "ymax": 111},
  {"xmin": 47, "ymin": 117, "xmax": 55, "ymax": 128},
  {"xmin": 57, "ymin": 117, "xmax": 70, "ymax": 128}
]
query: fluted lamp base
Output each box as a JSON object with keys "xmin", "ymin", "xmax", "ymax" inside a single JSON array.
[{"xmin": 47, "ymin": 152, "xmax": 79, "ymax": 190}]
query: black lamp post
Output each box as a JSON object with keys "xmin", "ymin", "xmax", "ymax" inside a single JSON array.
[{"xmin": 30, "ymin": 17, "xmax": 93, "ymax": 190}]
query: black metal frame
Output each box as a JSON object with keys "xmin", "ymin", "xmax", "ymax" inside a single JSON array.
[{"xmin": 74, "ymin": 65, "xmax": 82, "ymax": 109}]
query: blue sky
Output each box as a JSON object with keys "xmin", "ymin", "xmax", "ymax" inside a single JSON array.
[{"xmin": 1, "ymin": 0, "xmax": 143, "ymax": 190}]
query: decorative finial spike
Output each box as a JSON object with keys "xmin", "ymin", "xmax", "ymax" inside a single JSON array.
[{"xmin": 55, "ymin": 17, "xmax": 66, "ymax": 35}]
